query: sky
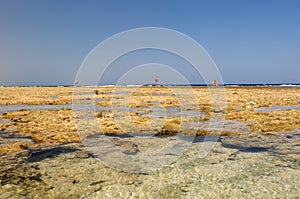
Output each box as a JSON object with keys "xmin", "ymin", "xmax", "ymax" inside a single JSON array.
[{"xmin": 0, "ymin": 0, "xmax": 299, "ymax": 86}]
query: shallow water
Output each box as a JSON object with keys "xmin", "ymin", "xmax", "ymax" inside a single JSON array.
[
  {"xmin": 143, "ymin": 107, "xmax": 206, "ymax": 118},
  {"xmin": 0, "ymin": 118, "xmax": 10, "ymax": 124},
  {"xmin": 202, "ymin": 119, "xmax": 251, "ymax": 133},
  {"xmin": 111, "ymin": 91, "xmax": 129, "ymax": 95},
  {"xmin": 1, "ymin": 104, "xmax": 300, "ymax": 198},
  {"xmin": 152, "ymin": 93, "xmax": 175, "ymax": 96},
  {"xmin": 0, "ymin": 104, "xmax": 71, "ymax": 115},
  {"xmin": 235, "ymin": 107, "xmax": 242, "ymax": 111},
  {"xmin": 0, "ymin": 132, "xmax": 32, "ymax": 139},
  {"xmin": 48, "ymin": 95, "xmax": 59, "ymax": 99},
  {"xmin": 1, "ymin": 87, "xmax": 300, "ymax": 198},
  {"xmin": 2, "ymin": 129, "xmax": 299, "ymax": 198},
  {"xmin": 254, "ymin": 104, "xmax": 300, "ymax": 112}
]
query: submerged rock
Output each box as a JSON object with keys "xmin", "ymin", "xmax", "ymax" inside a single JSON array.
[
  {"xmin": 0, "ymin": 150, "xmax": 36, "ymax": 185},
  {"xmin": 221, "ymin": 129, "xmax": 300, "ymax": 168}
]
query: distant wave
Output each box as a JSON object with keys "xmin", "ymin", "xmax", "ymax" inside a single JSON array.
[
  {"xmin": 224, "ymin": 83, "xmax": 300, "ymax": 87},
  {"xmin": 280, "ymin": 84, "xmax": 300, "ymax": 87}
]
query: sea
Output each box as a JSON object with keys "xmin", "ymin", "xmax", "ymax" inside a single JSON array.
[{"xmin": 1, "ymin": 83, "xmax": 300, "ymax": 87}]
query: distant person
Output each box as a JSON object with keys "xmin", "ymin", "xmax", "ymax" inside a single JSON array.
[
  {"xmin": 155, "ymin": 76, "xmax": 159, "ymax": 86},
  {"xmin": 212, "ymin": 80, "xmax": 218, "ymax": 87},
  {"xmin": 74, "ymin": 80, "xmax": 78, "ymax": 86}
]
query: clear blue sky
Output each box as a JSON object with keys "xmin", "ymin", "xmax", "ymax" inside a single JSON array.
[{"xmin": 0, "ymin": 0, "xmax": 299, "ymax": 86}]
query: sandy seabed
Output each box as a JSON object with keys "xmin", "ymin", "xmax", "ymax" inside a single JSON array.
[{"xmin": 0, "ymin": 86, "xmax": 299, "ymax": 198}]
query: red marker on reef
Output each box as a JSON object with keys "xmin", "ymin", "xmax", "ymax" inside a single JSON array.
[
  {"xmin": 212, "ymin": 80, "xmax": 218, "ymax": 87},
  {"xmin": 155, "ymin": 76, "xmax": 159, "ymax": 86}
]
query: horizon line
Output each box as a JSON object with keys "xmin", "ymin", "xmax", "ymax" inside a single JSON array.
[{"xmin": 1, "ymin": 83, "xmax": 300, "ymax": 87}]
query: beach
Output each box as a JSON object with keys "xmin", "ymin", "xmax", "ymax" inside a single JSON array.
[{"xmin": 0, "ymin": 86, "xmax": 299, "ymax": 198}]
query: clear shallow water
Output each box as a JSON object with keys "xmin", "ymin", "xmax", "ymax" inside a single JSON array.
[
  {"xmin": 1, "ymin": 104, "xmax": 299, "ymax": 198},
  {"xmin": 80, "ymin": 98, "xmax": 103, "ymax": 104},
  {"xmin": 48, "ymin": 95, "xmax": 59, "ymax": 99},
  {"xmin": 0, "ymin": 104, "xmax": 72, "ymax": 115},
  {"xmin": 0, "ymin": 103, "xmax": 205, "ymax": 118},
  {"xmin": 235, "ymin": 107, "xmax": 242, "ymax": 111},
  {"xmin": 152, "ymin": 93, "xmax": 175, "ymax": 96},
  {"xmin": 111, "ymin": 91, "xmax": 129, "ymax": 95},
  {"xmin": 0, "ymin": 118, "xmax": 11, "ymax": 124},
  {"xmin": 236, "ymin": 102, "xmax": 300, "ymax": 112},
  {"xmin": 141, "ymin": 107, "xmax": 206, "ymax": 118},
  {"xmin": 254, "ymin": 105, "xmax": 300, "ymax": 112},
  {"xmin": 184, "ymin": 119, "xmax": 251, "ymax": 134}
]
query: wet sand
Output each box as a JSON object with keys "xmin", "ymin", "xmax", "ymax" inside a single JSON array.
[{"xmin": 0, "ymin": 86, "xmax": 299, "ymax": 198}]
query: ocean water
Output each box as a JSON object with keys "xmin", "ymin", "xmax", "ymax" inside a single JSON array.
[{"xmin": 1, "ymin": 83, "xmax": 300, "ymax": 87}]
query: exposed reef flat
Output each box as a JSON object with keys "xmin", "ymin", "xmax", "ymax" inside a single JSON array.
[{"xmin": 0, "ymin": 86, "xmax": 299, "ymax": 198}]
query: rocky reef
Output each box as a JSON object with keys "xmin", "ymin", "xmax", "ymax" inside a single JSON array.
[{"xmin": 0, "ymin": 86, "xmax": 299, "ymax": 198}]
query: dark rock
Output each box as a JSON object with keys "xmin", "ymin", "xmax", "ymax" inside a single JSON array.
[
  {"xmin": 90, "ymin": 180, "xmax": 105, "ymax": 186},
  {"xmin": 0, "ymin": 150, "xmax": 41, "ymax": 185},
  {"xmin": 28, "ymin": 145, "xmax": 79, "ymax": 162},
  {"xmin": 221, "ymin": 130, "xmax": 300, "ymax": 168}
]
